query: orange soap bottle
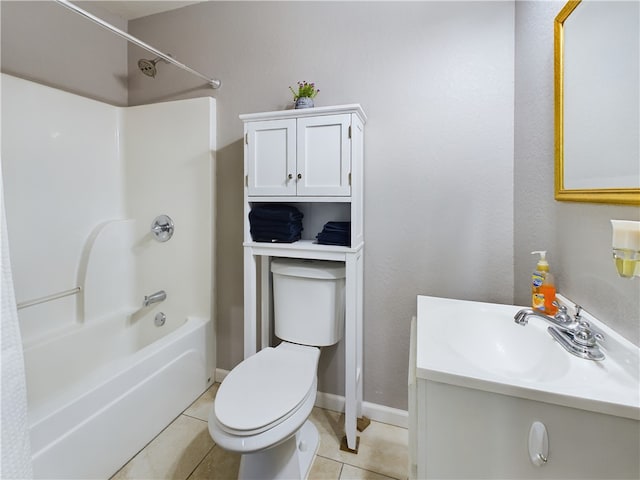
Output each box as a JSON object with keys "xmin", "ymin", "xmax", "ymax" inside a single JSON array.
[{"xmin": 531, "ymin": 251, "xmax": 557, "ymax": 315}]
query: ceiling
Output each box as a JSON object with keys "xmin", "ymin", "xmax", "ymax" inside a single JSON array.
[{"xmin": 90, "ymin": 1, "xmax": 203, "ymax": 20}]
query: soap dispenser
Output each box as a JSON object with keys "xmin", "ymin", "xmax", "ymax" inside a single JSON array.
[{"xmin": 531, "ymin": 251, "xmax": 557, "ymax": 315}]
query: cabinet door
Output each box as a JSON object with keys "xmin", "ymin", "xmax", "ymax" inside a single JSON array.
[
  {"xmin": 296, "ymin": 114, "xmax": 351, "ymax": 196},
  {"xmin": 246, "ymin": 119, "xmax": 296, "ymax": 196}
]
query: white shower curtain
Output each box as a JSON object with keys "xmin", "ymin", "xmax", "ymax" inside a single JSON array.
[{"xmin": 1, "ymin": 172, "xmax": 33, "ymax": 478}]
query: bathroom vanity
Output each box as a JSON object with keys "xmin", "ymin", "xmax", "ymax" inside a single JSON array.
[
  {"xmin": 409, "ymin": 295, "xmax": 640, "ymax": 479},
  {"xmin": 241, "ymin": 105, "xmax": 366, "ymax": 452}
]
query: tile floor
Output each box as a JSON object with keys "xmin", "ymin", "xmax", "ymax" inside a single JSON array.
[{"xmin": 111, "ymin": 384, "xmax": 408, "ymax": 480}]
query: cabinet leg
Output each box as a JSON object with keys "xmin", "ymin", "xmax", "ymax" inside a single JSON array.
[
  {"xmin": 344, "ymin": 254, "xmax": 359, "ymax": 453},
  {"xmin": 357, "ymin": 416, "xmax": 371, "ymax": 432},
  {"xmin": 340, "ymin": 435, "xmax": 360, "ymax": 454}
]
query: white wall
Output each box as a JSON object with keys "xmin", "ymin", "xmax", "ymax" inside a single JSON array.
[
  {"xmin": 1, "ymin": 75, "xmax": 215, "ymax": 360},
  {"xmin": 128, "ymin": 1, "xmax": 515, "ymax": 410}
]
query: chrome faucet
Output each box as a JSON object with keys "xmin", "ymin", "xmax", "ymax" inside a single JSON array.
[
  {"xmin": 514, "ymin": 301, "xmax": 605, "ymax": 361},
  {"xmin": 143, "ymin": 290, "xmax": 166, "ymax": 307},
  {"xmin": 513, "ymin": 306, "xmax": 577, "ymax": 330}
]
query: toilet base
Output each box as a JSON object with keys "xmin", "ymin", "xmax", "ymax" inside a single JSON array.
[{"xmin": 238, "ymin": 420, "xmax": 319, "ymax": 480}]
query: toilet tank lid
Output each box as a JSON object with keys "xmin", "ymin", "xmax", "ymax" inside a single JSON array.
[{"xmin": 271, "ymin": 258, "xmax": 345, "ymax": 279}]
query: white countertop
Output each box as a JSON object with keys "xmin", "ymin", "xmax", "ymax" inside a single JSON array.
[{"xmin": 415, "ymin": 295, "xmax": 640, "ymax": 420}]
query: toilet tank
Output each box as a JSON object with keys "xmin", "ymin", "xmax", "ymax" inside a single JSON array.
[{"xmin": 271, "ymin": 258, "xmax": 345, "ymax": 346}]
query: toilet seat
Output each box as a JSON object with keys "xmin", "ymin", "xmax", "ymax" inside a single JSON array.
[
  {"xmin": 209, "ymin": 377, "xmax": 318, "ymax": 454},
  {"xmin": 214, "ymin": 342, "xmax": 320, "ymax": 436}
]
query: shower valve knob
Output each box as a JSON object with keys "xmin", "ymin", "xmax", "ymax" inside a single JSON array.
[{"xmin": 151, "ymin": 215, "xmax": 174, "ymax": 242}]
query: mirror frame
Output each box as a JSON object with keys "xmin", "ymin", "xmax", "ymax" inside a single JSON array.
[{"xmin": 554, "ymin": 0, "xmax": 640, "ymax": 206}]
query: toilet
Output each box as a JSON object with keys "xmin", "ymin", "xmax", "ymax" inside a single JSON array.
[{"xmin": 209, "ymin": 258, "xmax": 346, "ymax": 480}]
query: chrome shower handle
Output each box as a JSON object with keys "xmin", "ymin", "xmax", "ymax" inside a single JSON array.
[
  {"xmin": 151, "ymin": 215, "xmax": 174, "ymax": 242},
  {"xmin": 152, "ymin": 223, "xmax": 170, "ymax": 233}
]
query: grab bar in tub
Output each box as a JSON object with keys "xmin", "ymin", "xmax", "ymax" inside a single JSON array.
[{"xmin": 16, "ymin": 287, "xmax": 81, "ymax": 311}]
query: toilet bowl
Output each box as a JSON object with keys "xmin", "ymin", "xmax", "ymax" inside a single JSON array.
[
  {"xmin": 208, "ymin": 343, "xmax": 321, "ymax": 479},
  {"xmin": 209, "ymin": 259, "xmax": 345, "ymax": 480}
]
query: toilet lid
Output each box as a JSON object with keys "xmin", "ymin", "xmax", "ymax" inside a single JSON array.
[{"xmin": 214, "ymin": 343, "xmax": 320, "ymax": 434}]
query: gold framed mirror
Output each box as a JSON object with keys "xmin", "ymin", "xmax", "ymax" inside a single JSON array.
[{"xmin": 554, "ymin": 0, "xmax": 640, "ymax": 205}]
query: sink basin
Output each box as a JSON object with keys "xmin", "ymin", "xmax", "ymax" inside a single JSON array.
[
  {"xmin": 442, "ymin": 305, "xmax": 570, "ymax": 382},
  {"xmin": 416, "ymin": 295, "xmax": 640, "ymax": 420}
]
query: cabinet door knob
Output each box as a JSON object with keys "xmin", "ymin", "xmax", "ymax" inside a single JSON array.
[
  {"xmin": 297, "ymin": 173, "xmax": 302, "ymax": 179},
  {"xmin": 288, "ymin": 174, "xmax": 293, "ymax": 179}
]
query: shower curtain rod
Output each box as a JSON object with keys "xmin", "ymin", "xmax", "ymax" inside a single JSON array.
[{"xmin": 54, "ymin": 0, "xmax": 221, "ymax": 89}]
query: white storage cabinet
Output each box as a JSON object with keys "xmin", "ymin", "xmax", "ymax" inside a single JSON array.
[
  {"xmin": 246, "ymin": 113, "xmax": 351, "ymax": 197},
  {"xmin": 241, "ymin": 104, "xmax": 366, "ymax": 452}
]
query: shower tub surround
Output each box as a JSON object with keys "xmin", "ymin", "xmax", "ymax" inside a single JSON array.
[{"xmin": 1, "ymin": 74, "xmax": 216, "ymax": 479}]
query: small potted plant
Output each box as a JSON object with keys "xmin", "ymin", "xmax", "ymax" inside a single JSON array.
[{"xmin": 289, "ymin": 81, "xmax": 319, "ymax": 109}]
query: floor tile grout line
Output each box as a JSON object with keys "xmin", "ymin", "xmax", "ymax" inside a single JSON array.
[
  {"xmin": 337, "ymin": 461, "xmax": 401, "ymax": 480},
  {"xmin": 109, "ymin": 411, "xmax": 186, "ymax": 479},
  {"xmin": 182, "ymin": 413, "xmax": 209, "ymax": 422},
  {"xmin": 184, "ymin": 443, "xmax": 216, "ymax": 480},
  {"xmin": 315, "ymin": 452, "xmax": 403, "ymax": 480},
  {"xmin": 349, "ymin": 464, "xmax": 401, "ymax": 480},
  {"xmin": 341, "ymin": 460, "xmax": 404, "ymax": 480}
]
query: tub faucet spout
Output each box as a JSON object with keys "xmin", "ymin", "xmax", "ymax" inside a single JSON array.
[{"xmin": 143, "ymin": 290, "xmax": 166, "ymax": 307}]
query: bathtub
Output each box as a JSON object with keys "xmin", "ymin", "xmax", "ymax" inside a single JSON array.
[{"xmin": 23, "ymin": 313, "xmax": 214, "ymax": 479}]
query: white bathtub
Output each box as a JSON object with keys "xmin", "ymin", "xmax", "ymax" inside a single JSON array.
[{"xmin": 23, "ymin": 314, "xmax": 214, "ymax": 479}]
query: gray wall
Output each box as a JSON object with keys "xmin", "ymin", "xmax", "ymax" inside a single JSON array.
[
  {"xmin": 514, "ymin": 0, "xmax": 640, "ymax": 346},
  {"xmin": 127, "ymin": 1, "xmax": 516, "ymax": 410},
  {"xmin": 1, "ymin": 1, "xmax": 128, "ymax": 106}
]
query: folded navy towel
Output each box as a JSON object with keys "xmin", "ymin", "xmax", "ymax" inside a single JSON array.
[
  {"xmin": 252, "ymin": 233, "xmax": 302, "ymax": 242},
  {"xmin": 317, "ymin": 232, "xmax": 348, "ymax": 242},
  {"xmin": 251, "ymin": 233, "xmax": 302, "ymax": 243},
  {"xmin": 249, "ymin": 204, "xmax": 304, "ymax": 243},
  {"xmin": 249, "ymin": 204, "xmax": 303, "ymax": 222},
  {"xmin": 249, "ymin": 218, "xmax": 302, "ymax": 229},
  {"xmin": 316, "ymin": 237, "xmax": 349, "ymax": 246},
  {"xmin": 251, "ymin": 224, "xmax": 303, "ymax": 238},
  {"xmin": 316, "ymin": 221, "xmax": 351, "ymax": 246},
  {"xmin": 321, "ymin": 221, "xmax": 350, "ymax": 232}
]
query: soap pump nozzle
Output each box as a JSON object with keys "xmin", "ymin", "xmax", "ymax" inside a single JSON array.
[{"xmin": 532, "ymin": 250, "xmax": 549, "ymax": 271}]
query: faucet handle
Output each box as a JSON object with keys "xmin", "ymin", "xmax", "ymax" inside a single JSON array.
[
  {"xmin": 552, "ymin": 300, "xmax": 572, "ymax": 324},
  {"xmin": 552, "ymin": 300, "xmax": 567, "ymax": 313},
  {"xmin": 574, "ymin": 304, "xmax": 583, "ymax": 321},
  {"xmin": 571, "ymin": 327, "xmax": 598, "ymax": 348},
  {"xmin": 571, "ymin": 304, "xmax": 605, "ymax": 342},
  {"xmin": 576, "ymin": 318, "xmax": 605, "ymax": 343}
]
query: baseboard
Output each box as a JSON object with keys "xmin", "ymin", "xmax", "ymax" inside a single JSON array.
[
  {"xmin": 215, "ymin": 368, "xmax": 228, "ymax": 383},
  {"xmin": 314, "ymin": 391, "xmax": 408, "ymax": 429},
  {"xmin": 215, "ymin": 368, "xmax": 408, "ymax": 429}
]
